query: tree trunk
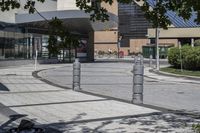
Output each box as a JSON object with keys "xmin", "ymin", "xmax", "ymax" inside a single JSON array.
[
  {"xmin": 63, "ymin": 48, "xmax": 65, "ymax": 62},
  {"xmin": 69, "ymin": 43, "xmax": 71, "ymax": 63},
  {"xmin": 75, "ymin": 48, "xmax": 77, "ymax": 58}
]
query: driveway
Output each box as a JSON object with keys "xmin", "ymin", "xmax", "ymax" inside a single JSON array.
[{"xmin": 38, "ymin": 62, "xmax": 200, "ymax": 113}]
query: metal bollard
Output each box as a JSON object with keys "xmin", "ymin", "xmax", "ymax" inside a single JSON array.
[
  {"xmin": 73, "ymin": 58, "xmax": 81, "ymax": 91},
  {"xmin": 132, "ymin": 55, "xmax": 144, "ymax": 104},
  {"xmin": 149, "ymin": 54, "xmax": 153, "ymax": 68}
]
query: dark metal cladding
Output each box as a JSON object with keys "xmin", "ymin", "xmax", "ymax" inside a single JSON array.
[{"xmin": 118, "ymin": 2, "xmax": 151, "ymax": 47}]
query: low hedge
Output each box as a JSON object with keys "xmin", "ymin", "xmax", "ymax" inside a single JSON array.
[{"xmin": 168, "ymin": 45, "xmax": 200, "ymax": 70}]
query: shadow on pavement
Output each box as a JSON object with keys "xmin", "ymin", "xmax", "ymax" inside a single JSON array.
[
  {"xmin": 0, "ymin": 114, "xmax": 27, "ymax": 132},
  {"xmin": 0, "ymin": 83, "xmax": 9, "ymax": 91},
  {"xmin": 6, "ymin": 111, "xmax": 198, "ymax": 133}
]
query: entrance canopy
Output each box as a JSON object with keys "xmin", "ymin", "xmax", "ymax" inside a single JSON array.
[{"xmin": 15, "ymin": 10, "xmax": 118, "ymax": 35}]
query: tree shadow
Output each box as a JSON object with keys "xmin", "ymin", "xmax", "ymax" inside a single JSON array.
[
  {"xmin": 119, "ymin": 110, "xmax": 200, "ymax": 133},
  {"xmin": 3, "ymin": 110, "xmax": 200, "ymax": 133},
  {"xmin": 45, "ymin": 111, "xmax": 200, "ymax": 133},
  {"xmin": 0, "ymin": 114, "xmax": 27, "ymax": 132},
  {"xmin": 0, "ymin": 83, "xmax": 9, "ymax": 91}
]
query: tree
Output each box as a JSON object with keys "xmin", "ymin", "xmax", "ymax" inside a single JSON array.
[
  {"xmin": 0, "ymin": 0, "xmax": 199, "ymax": 29},
  {"xmin": 48, "ymin": 17, "xmax": 79, "ymax": 62},
  {"xmin": 194, "ymin": 39, "xmax": 200, "ymax": 46},
  {"xmin": 76, "ymin": 0, "xmax": 200, "ymax": 29},
  {"xmin": 0, "ymin": 0, "xmax": 45, "ymax": 13},
  {"xmin": 47, "ymin": 17, "xmax": 63, "ymax": 58}
]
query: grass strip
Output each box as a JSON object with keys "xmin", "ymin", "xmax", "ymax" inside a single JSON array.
[{"xmin": 160, "ymin": 67, "xmax": 200, "ymax": 77}]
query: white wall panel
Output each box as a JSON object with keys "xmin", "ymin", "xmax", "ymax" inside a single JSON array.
[{"xmin": 57, "ymin": 0, "xmax": 79, "ymax": 10}]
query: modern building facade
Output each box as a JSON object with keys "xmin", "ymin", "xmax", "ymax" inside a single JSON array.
[
  {"xmin": 0, "ymin": 0, "xmax": 57, "ymax": 60},
  {"xmin": 94, "ymin": 0, "xmax": 200, "ymax": 56},
  {"xmin": 0, "ymin": 0, "xmax": 117, "ymax": 62},
  {"xmin": 1, "ymin": 0, "xmax": 200, "ymax": 63}
]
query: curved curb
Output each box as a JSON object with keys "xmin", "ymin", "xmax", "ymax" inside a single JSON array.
[
  {"xmin": 150, "ymin": 68, "xmax": 200, "ymax": 81},
  {"xmin": 31, "ymin": 66, "xmax": 170, "ymax": 113},
  {"xmin": 32, "ymin": 69, "xmax": 71, "ymax": 90},
  {"xmin": 95, "ymin": 58, "xmax": 169, "ymax": 65},
  {"xmin": 31, "ymin": 66, "xmax": 200, "ymax": 118}
]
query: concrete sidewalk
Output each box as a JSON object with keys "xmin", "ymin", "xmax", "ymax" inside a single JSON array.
[
  {"xmin": 144, "ymin": 67, "xmax": 200, "ymax": 84},
  {"xmin": 95, "ymin": 57, "xmax": 169, "ymax": 65},
  {"xmin": 0, "ymin": 64, "xmax": 199, "ymax": 132}
]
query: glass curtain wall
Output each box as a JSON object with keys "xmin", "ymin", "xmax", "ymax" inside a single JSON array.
[
  {"xmin": 0, "ymin": 30, "xmax": 89, "ymax": 61},
  {"xmin": 0, "ymin": 30, "xmax": 30, "ymax": 60},
  {"xmin": 118, "ymin": 2, "xmax": 150, "ymax": 47}
]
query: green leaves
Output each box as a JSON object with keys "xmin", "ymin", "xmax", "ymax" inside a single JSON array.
[
  {"xmin": 76, "ymin": 0, "xmax": 200, "ymax": 28},
  {"xmin": 1, "ymin": 0, "xmax": 200, "ymax": 28},
  {"xmin": 48, "ymin": 17, "xmax": 66, "ymax": 57},
  {"xmin": 47, "ymin": 17, "xmax": 80, "ymax": 58},
  {"xmin": 24, "ymin": 0, "xmax": 36, "ymax": 13},
  {"xmin": 192, "ymin": 123, "xmax": 200, "ymax": 133},
  {"xmin": 0, "ymin": 0, "xmax": 45, "ymax": 13},
  {"xmin": 47, "ymin": 35, "xmax": 60, "ymax": 56},
  {"xmin": 0, "ymin": 0, "xmax": 20, "ymax": 11},
  {"xmin": 168, "ymin": 45, "xmax": 200, "ymax": 70},
  {"xmin": 141, "ymin": 0, "xmax": 171, "ymax": 29},
  {"xmin": 168, "ymin": 47, "xmax": 181, "ymax": 68},
  {"xmin": 76, "ymin": 0, "xmax": 110, "ymax": 22},
  {"xmin": 137, "ymin": 0, "xmax": 200, "ymax": 27}
]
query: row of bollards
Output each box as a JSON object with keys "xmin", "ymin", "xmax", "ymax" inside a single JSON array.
[{"xmin": 72, "ymin": 56, "xmax": 144, "ymax": 104}]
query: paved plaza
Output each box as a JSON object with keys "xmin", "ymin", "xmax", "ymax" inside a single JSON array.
[
  {"xmin": 0, "ymin": 63, "xmax": 200, "ymax": 132},
  {"xmin": 39, "ymin": 62, "xmax": 200, "ymax": 112}
]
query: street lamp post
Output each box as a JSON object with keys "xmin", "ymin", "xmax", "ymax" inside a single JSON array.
[
  {"xmin": 155, "ymin": 0, "xmax": 160, "ymax": 71},
  {"xmin": 118, "ymin": 35, "xmax": 122, "ymax": 58},
  {"xmin": 155, "ymin": 28, "xmax": 160, "ymax": 71},
  {"xmin": 178, "ymin": 41, "xmax": 183, "ymax": 72},
  {"xmin": 34, "ymin": 49, "xmax": 38, "ymax": 70}
]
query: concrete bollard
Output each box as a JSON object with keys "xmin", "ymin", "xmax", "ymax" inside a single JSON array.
[
  {"xmin": 132, "ymin": 55, "xmax": 144, "ymax": 104},
  {"xmin": 73, "ymin": 58, "xmax": 81, "ymax": 91},
  {"xmin": 149, "ymin": 54, "xmax": 153, "ymax": 68}
]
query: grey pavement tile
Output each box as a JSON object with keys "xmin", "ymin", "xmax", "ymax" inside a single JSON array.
[
  {"xmin": 29, "ymin": 112, "xmax": 200, "ymax": 133},
  {"xmin": 0, "ymin": 63, "xmax": 200, "ymax": 133},
  {"xmin": 0, "ymin": 90, "xmax": 106, "ymax": 107},
  {"xmin": 8, "ymin": 99, "xmax": 158, "ymax": 125}
]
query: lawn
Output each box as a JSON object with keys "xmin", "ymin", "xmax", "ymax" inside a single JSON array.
[{"xmin": 160, "ymin": 67, "xmax": 200, "ymax": 77}]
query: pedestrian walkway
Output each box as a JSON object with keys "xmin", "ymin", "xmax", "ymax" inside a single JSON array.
[
  {"xmin": 144, "ymin": 67, "xmax": 200, "ymax": 84},
  {"xmin": 95, "ymin": 57, "xmax": 169, "ymax": 65},
  {"xmin": 0, "ymin": 64, "xmax": 199, "ymax": 132}
]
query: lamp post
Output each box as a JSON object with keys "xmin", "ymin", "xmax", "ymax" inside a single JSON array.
[
  {"xmin": 117, "ymin": 35, "xmax": 122, "ymax": 58},
  {"xmin": 155, "ymin": 0, "xmax": 160, "ymax": 71},
  {"xmin": 34, "ymin": 49, "xmax": 38, "ymax": 70},
  {"xmin": 155, "ymin": 28, "xmax": 160, "ymax": 71},
  {"xmin": 178, "ymin": 41, "xmax": 183, "ymax": 72}
]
